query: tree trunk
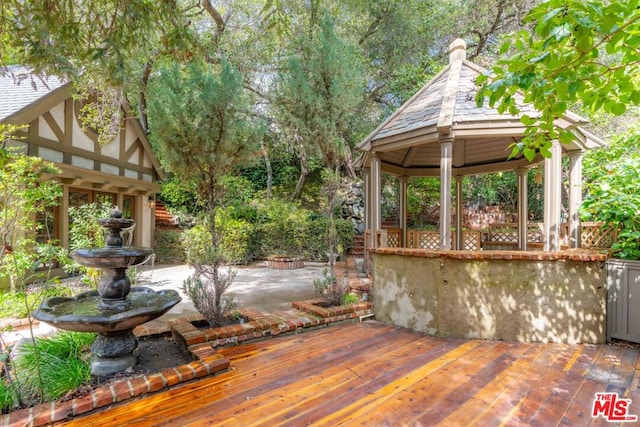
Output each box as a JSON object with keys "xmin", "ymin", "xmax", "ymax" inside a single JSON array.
[
  {"xmin": 138, "ymin": 58, "xmax": 155, "ymax": 134},
  {"xmin": 342, "ymin": 143, "xmax": 357, "ymax": 179},
  {"xmin": 262, "ymin": 142, "xmax": 273, "ymax": 199},
  {"xmin": 292, "ymin": 144, "xmax": 309, "ymax": 200}
]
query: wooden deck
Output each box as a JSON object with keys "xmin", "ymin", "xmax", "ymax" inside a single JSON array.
[{"xmin": 59, "ymin": 322, "xmax": 640, "ymax": 426}]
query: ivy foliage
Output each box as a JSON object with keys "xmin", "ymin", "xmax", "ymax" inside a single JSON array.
[{"xmin": 477, "ymin": 0, "xmax": 640, "ymax": 160}]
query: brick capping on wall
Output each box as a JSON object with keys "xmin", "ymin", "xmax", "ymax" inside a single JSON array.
[
  {"xmin": 370, "ymin": 247, "xmax": 610, "ymax": 262},
  {"xmin": 3, "ymin": 301, "xmax": 373, "ymax": 426}
]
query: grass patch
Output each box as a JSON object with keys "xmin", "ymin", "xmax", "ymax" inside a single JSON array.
[{"xmin": 2, "ymin": 331, "xmax": 95, "ymax": 411}]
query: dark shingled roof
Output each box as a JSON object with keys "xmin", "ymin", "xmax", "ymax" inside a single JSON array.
[
  {"xmin": 0, "ymin": 66, "xmax": 67, "ymax": 122},
  {"xmin": 356, "ymin": 39, "xmax": 605, "ymax": 175}
]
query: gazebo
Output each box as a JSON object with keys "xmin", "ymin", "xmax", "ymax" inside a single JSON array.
[
  {"xmin": 356, "ymin": 39, "xmax": 611, "ymax": 344},
  {"xmin": 357, "ymin": 39, "xmax": 605, "ymax": 255}
]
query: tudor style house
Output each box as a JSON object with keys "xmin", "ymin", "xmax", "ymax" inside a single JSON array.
[{"xmin": 1, "ymin": 67, "xmax": 164, "ymax": 277}]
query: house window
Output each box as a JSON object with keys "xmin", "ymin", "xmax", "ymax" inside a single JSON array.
[
  {"xmin": 69, "ymin": 189, "xmax": 116, "ymax": 209},
  {"xmin": 68, "ymin": 189, "xmax": 117, "ymax": 247},
  {"xmin": 122, "ymin": 195, "xmax": 135, "ymax": 219},
  {"xmin": 35, "ymin": 206, "xmax": 59, "ymax": 244},
  {"xmin": 95, "ymin": 192, "xmax": 117, "ymax": 209},
  {"xmin": 69, "ymin": 188, "xmax": 91, "ymax": 207}
]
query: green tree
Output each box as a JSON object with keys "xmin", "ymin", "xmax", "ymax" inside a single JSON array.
[
  {"xmin": 0, "ymin": 147, "xmax": 62, "ymax": 292},
  {"xmin": 581, "ymin": 128, "xmax": 640, "ymax": 259},
  {"xmin": 147, "ymin": 59, "xmax": 263, "ymax": 325},
  {"xmin": 477, "ymin": 0, "xmax": 640, "ymax": 159},
  {"xmin": 274, "ymin": 11, "xmax": 363, "ymax": 270},
  {"xmin": 274, "ymin": 12, "xmax": 363, "ymax": 197}
]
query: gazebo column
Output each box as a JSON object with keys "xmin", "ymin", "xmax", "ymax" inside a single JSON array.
[
  {"xmin": 455, "ymin": 175, "xmax": 463, "ymax": 250},
  {"xmin": 517, "ymin": 167, "xmax": 528, "ymax": 251},
  {"xmin": 362, "ymin": 167, "xmax": 371, "ymax": 271},
  {"xmin": 370, "ymin": 152, "xmax": 382, "ymax": 249},
  {"xmin": 399, "ymin": 176, "xmax": 408, "ymax": 247},
  {"xmin": 568, "ymin": 151, "xmax": 584, "ymax": 248},
  {"xmin": 543, "ymin": 142, "xmax": 562, "ymax": 251},
  {"xmin": 439, "ymin": 138, "xmax": 453, "ymax": 250},
  {"xmin": 363, "ymin": 167, "xmax": 371, "ymax": 236}
]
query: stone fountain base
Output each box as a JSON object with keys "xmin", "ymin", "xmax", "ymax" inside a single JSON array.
[{"xmin": 91, "ymin": 331, "xmax": 139, "ymax": 376}]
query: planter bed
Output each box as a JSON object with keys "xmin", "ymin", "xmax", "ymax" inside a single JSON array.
[{"xmin": 266, "ymin": 256, "xmax": 304, "ymax": 270}]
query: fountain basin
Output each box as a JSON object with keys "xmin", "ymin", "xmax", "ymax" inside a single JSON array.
[
  {"xmin": 33, "ymin": 287, "xmax": 181, "ymax": 333},
  {"xmin": 71, "ymin": 247, "xmax": 154, "ymax": 269}
]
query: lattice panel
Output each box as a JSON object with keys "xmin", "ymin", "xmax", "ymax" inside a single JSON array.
[
  {"xmin": 386, "ymin": 231, "xmax": 401, "ymax": 248},
  {"xmin": 527, "ymin": 224, "xmax": 544, "ymax": 243},
  {"xmin": 417, "ymin": 232, "xmax": 440, "ymax": 250},
  {"xmin": 489, "ymin": 225, "xmax": 518, "ymax": 242},
  {"xmin": 463, "ymin": 232, "xmax": 481, "ymax": 250},
  {"xmin": 581, "ymin": 223, "xmax": 617, "ymax": 248}
]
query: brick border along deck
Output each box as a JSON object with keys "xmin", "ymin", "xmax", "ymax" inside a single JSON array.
[{"xmin": 3, "ymin": 260, "xmax": 372, "ymax": 426}]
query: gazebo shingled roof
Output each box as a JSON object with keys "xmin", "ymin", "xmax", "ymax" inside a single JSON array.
[
  {"xmin": 357, "ymin": 39, "xmax": 604, "ymax": 177},
  {"xmin": 357, "ymin": 39, "xmax": 606, "ymax": 253}
]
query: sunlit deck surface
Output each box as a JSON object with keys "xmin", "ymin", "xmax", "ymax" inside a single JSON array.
[{"xmin": 60, "ymin": 322, "xmax": 640, "ymax": 426}]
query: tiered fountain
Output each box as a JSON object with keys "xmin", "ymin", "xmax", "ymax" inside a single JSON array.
[{"xmin": 34, "ymin": 208, "xmax": 181, "ymax": 376}]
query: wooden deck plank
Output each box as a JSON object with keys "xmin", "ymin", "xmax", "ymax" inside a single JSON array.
[
  {"xmin": 282, "ymin": 340, "xmax": 490, "ymax": 425},
  {"xmin": 181, "ymin": 328, "xmax": 453, "ymax": 426},
  {"xmin": 204, "ymin": 329, "xmax": 432, "ymax": 426},
  {"xmin": 60, "ymin": 323, "xmax": 383, "ymax": 427},
  {"xmin": 351, "ymin": 341, "xmax": 513, "ymax": 426},
  {"xmin": 56, "ymin": 322, "xmax": 640, "ymax": 427},
  {"xmin": 164, "ymin": 326, "xmax": 395, "ymax": 422},
  {"xmin": 253, "ymin": 336, "xmax": 453, "ymax": 426},
  {"xmin": 434, "ymin": 341, "xmax": 549, "ymax": 426},
  {"xmin": 299, "ymin": 339, "xmax": 485, "ymax": 426}
]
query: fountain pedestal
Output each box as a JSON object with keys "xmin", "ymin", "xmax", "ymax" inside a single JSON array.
[
  {"xmin": 91, "ymin": 331, "xmax": 138, "ymax": 375},
  {"xmin": 33, "ymin": 208, "xmax": 181, "ymax": 376}
]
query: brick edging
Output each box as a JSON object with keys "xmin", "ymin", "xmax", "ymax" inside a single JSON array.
[
  {"xmin": 371, "ymin": 247, "xmax": 610, "ymax": 262},
  {"xmin": 171, "ymin": 304, "xmax": 374, "ymax": 348}
]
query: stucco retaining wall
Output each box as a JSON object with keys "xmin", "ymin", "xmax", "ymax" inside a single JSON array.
[{"xmin": 372, "ymin": 249, "xmax": 608, "ymax": 344}]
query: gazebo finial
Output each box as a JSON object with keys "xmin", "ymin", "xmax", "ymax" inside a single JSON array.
[{"xmin": 449, "ymin": 38, "xmax": 467, "ymax": 63}]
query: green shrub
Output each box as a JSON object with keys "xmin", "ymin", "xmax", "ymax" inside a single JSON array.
[
  {"xmin": 66, "ymin": 203, "xmax": 112, "ymax": 286},
  {"xmin": 182, "ymin": 272, "xmax": 238, "ymax": 327},
  {"xmin": 219, "ymin": 216, "xmax": 255, "ymax": 264},
  {"xmin": 342, "ymin": 293, "xmax": 359, "ymax": 305},
  {"xmin": 314, "ymin": 268, "xmax": 349, "ymax": 307},
  {"xmin": 251, "ymin": 198, "xmax": 354, "ymax": 261},
  {"xmin": 178, "ymin": 197, "xmax": 356, "ymax": 264},
  {"xmin": 181, "ymin": 224, "xmax": 210, "ymax": 265},
  {"xmin": 154, "ymin": 230, "xmax": 186, "ymax": 264},
  {"xmin": 12, "ymin": 331, "xmax": 94, "ymax": 402},
  {"xmin": 181, "ymin": 214, "xmax": 256, "ymax": 265}
]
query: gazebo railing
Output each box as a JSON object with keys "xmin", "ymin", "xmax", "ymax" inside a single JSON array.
[
  {"xmin": 365, "ymin": 222, "xmax": 615, "ymax": 251},
  {"xmin": 480, "ymin": 223, "xmax": 544, "ymax": 250},
  {"xmin": 407, "ymin": 230, "xmax": 440, "ymax": 250},
  {"xmin": 561, "ymin": 221, "xmax": 618, "ymax": 249}
]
